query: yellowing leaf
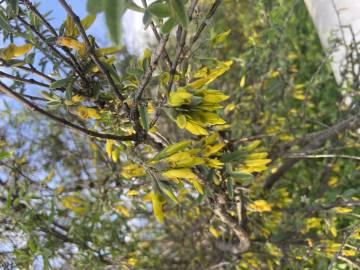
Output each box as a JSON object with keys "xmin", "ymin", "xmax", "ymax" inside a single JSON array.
[
  {"xmin": 193, "ymin": 111, "xmax": 227, "ymax": 126},
  {"xmin": 245, "ymin": 159, "xmax": 271, "ymax": 167},
  {"xmin": 81, "ymin": 14, "xmax": 96, "ymax": 30},
  {"xmin": 213, "ymin": 29, "xmax": 231, "ymax": 44},
  {"xmin": 127, "ymin": 190, "xmax": 139, "ymax": 196},
  {"xmin": 243, "ymin": 140, "xmax": 261, "ymax": 151},
  {"xmin": 204, "ymin": 143, "xmax": 225, "ymax": 157},
  {"xmin": 91, "ymin": 56, "xmax": 116, "ymax": 72},
  {"xmin": 42, "ymin": 170, "xmax": 55, "ymax": 184},
  {"xmin": 240, "ymin": 75, "xmax": 246, "ymax": 88},
  {"xmin": 121, "ymin": 163, "xmax": 146, "ymax": 179},
  {"xmin": 153, "ymin": 140, "xmax": 192, "ymax": 161},
  {"xmin": 64, "ymin": 95, "xmax": 85, "ymax": 105},
  {"xmin": 176, "ymin": 114, "xmax": 187, "ymax": 129},
  {"xmin": 225, "ymin": 103, "xmax": 236, "ymax": 113},
  {"xmin": 151, "ymin": 191, "xmax": 164, "ymax": 223},
  {"xmin": 168, "ymin": 88, "xmax": 193, "ymax": 106},
  {"xmin": 143, "ymin": 48, "xmax": 152, "ymax": 59},
  {"xmin": 191, "ymin": 178, "xmax": 204, "ymax": 194},
  {"xmin": 62, "ymin": 196, "xmax": 86, "ymax": 214},
  {"xmin": 333, "ymin": 207, "xmax": 352, "ymax": 213},
  {"xmin": 328, "ymin": 177, "xmax": 338, "ymax": 187},
  {"xmin": 2, "ymin": 44, "xmax": 16, "ymax": 60},
  {"xmin": 184, "ymin": 119, "xmax": 208, "ymax": 136},
  {"xmin": 194, "ymin": 66, "xmax": 209, "ymax": 78},
  {"xmin": 127, "ymin": 258, "xmax": 138, "ymax": 266},
  {"xmin": 188, "ymin": 61, "xmax": 233, "ymax": 89},
  {"xmin": 95, "ymin": 46, "xmax": 123, "ymax": 56},
  {"xmin": 114, "ymin": 205, "xmax": 130, "ymax": 217},
  {"xmin": 166, "ymin": 151, "xmax": 204, "ymax": 168},
  {"xmin": 206, "ymin": 158, "xmax": 224, "ymax": 169},
  {"xmin": 201, "ymin": 90, "xmax": 229, "ymax": 103},
  {"xmin": 247, "ymin": 152, "xmax": 268, "ymax": 159},
  {"xmin": 329, "ymin": 226, "xmax": 337, "ymax": 237},
  {"xmin": 77, "ymin": 106, "xmax": 101, "ymax": 119},
  {"xmin": 209, "ymin": 226, "xmax": 222, "ymax": 238},
  {"xmin": 13, "ymin": 44, "xmax": 33, "ymax": 57},
  {"xmin": 1, "ymin": 43, "xmax": 33, "ymax": 60},
  {"xmin": 301, "ymin": 218, "xmax": 321, "ymax": 233},
  {"xmin": 54, "ymin": 185, "xmax": 64, "ymax": 194},
  {"xmin": 162, "ymin": 168, "xmax": 197, "ymax": 181},
  {"xmin": 248, "ymin": 200, "xmax": 272, "ymax": 212},
  {"xmin": 105, "ymin": 140, "xmax": 113, "ymax": 159},
  {"xmin": 111, "ymin": 150, "xmax": 119, "ymax": 162},
  {"xmin": 57, "ymin": 37, "xmax": 85, "ymax": 51}
]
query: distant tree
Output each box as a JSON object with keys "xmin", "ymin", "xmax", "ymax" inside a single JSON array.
[{"xmin": 0, "ymin": 0, "xmax": 359, "ymax": 269}]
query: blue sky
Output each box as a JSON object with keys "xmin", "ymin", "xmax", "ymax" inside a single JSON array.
[{"xmin": 38, "ymin": 0, "xmax": 110, "ymax": 46}]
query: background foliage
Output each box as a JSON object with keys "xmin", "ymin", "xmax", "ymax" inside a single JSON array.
[{"xmin": 0, "ymin": 0, "xmax": 359, "ymax": 269}]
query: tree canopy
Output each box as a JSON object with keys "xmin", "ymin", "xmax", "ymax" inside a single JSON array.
[{"xmin": 0, "ymin": 0, "xmax": 359, "ymax": 269}]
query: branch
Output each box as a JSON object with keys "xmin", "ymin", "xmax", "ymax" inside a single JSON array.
[
  {"xmin": 0, "ymin": 70, "xmax": 49, "ymax": 88},
  {"xmin": 21, "ymin": 0, "xmax": 88, "ymax": 85},
  {"xmin": 140, "ymin": 0, "xmax": 173, "ymax": 67},
  {"xmin": 327, "ymin": 223, "xmax": 360, "ymax": 270},
  {"xmin": 133, "ymin": 34, "xmax": 170, "ymax": 102},
  {"xmin": 58, "ymin": 0, "xmax": 125, "ymax": 101},
  {"xmin": 264, "ymin": 113, "xmax": 360, "ymax": 190},
  {"xmin": 190, "ymin": 0, "xmax": 222, "ymax": 45},
  {"xmin": 0, "ymin": 81, "xmax": 136, "ymax": 142},
  {"xmin": 287, "ymin": 154, "xmax": 360, "ymax": 161},
  {"xmin": 17, "ymin": 15, "xmax": 88, "ymax": 84}
]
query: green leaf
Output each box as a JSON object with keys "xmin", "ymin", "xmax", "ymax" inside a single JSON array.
[
  {"xmin": 104, "ymin": 0, "xmax": 126, "ymax": 44},
  {"xmin": 153, "ymin": 140, "xmax": 192, "ymax": 161},
  {"xmin": 5, "ymin": 59, "xmax": 26, "ymax": 67},
  {"xmin": 161, "ymin": 18, "xmax": 176, "ymax": 34},
  {"xmin": 147, "ymin": 2, "xmax": 170, "ymax": 18},
  {"xmin": 158, "ymin": 182, "xmax": 178, "ymax": 204},
  {"xmin": 0, "ymin": 10, "xmax": 11, "ymax": 32},
  {"xmin": 139, "ymin": 104, "xmax": 149, "ymax": 131},
  {"xmin": 65, "ymin": 78, "xmax": 75, "ymax": 100},
  {"xmin": 81, "ymin": 14, "xmax": 97, "ymax": 30},
  {"xmin": 168, "ymin": 0, "xmax": 188, "ymax": 28},
  {"xmin": 220, "ymin": 150, "xmax": 243, "ymax": 162},
  {"xmin": 49, "ymin": 77, "xmax": 73, "ymax": 89},
  {"xmin": 126, "ymin": 1, "xmax": 145, "ymax": 13},
  {"xmin": 0, "ymin": 151, "xmax": 11, "ymax": 160},
  {"xmin": 87, "ymin": 0, "xmax": 103, "ymax": 14},
  {"xmin": 226, "ymin": 178, "xmax": 234, "ymax": 199},
  {"xmin": 6, "ymin": 0, "xmax": 19, "ymax": 16},
  {"xmin": 230, "ymin": 171, "xmax": 254, "ymax": 182}
]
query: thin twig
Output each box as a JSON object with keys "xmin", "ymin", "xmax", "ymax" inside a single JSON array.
[
  {"xmin": 21, "ymin": 0, "xmax": 88, "ymax": 84},
  {"xmin": 0, "ymin": 81, "xmax": 136, "ymax": 142},
  {"xmin": 327, "ymin": 223, "xmax": 360, "ymax": 270},
  {"xmin": 191, "ymin": 0, "xmax": 222, "ymax": 45},
  {"xmin": 58, "ymin": 0, "xmax": 125, "ymax": 101},
  {"xmin": 17, "ymin": 15, "xmax": 88, "ymax": 83},
  {"xmin": 287, "ymin": 154, "xmax": 360, "ymax": 161},
  {"xmin": 0, "ymin": 70, "xmax": 49, "ymax": 88},
  {"xmin": 140, "ymin": 0, "xmax": 172, "ymax": 67}
]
